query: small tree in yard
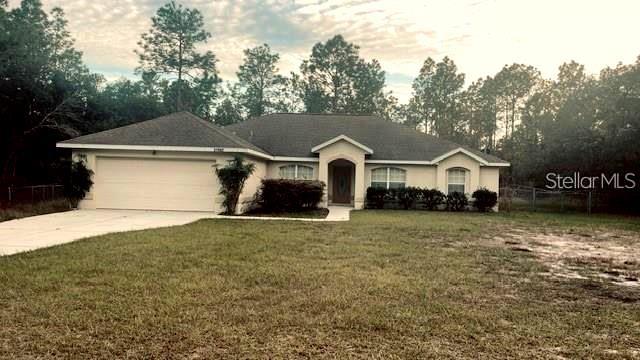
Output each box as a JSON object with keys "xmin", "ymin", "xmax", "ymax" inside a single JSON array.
[
  {"xmin": 64, "ymin": 156, "xmax": 94, "ymax": 208},
  {"xmin": 215, "ymin": 156, "xmax": 255, "ymax": 214}
]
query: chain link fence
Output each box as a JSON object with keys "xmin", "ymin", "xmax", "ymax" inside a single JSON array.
[
  {"xmin": 500, "ymin": 185, "xmax": 598, "ymax": 214},
  {"xmin": 0, "ymin": 185, "xmax": 65, "ymax": 207}
]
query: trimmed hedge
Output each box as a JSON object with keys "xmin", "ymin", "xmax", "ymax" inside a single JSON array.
[
  {"xmin": 397, "ymin": 187, "xmax": 422, "ymax": 209},
  {"xmin": 365, "ymin": 186, "xmax": 445, "ymax": 210},
  {"xmin": 446, "ymin": 191, "xmax": 468, "ymax": 211},
  {"xmin": 472, "ymin": 187, "xmax": 498, "ymax": 212},
  {"xmin": 365, "ymin": 186, "xmax": 496, "ymax": 212},
  {"xmin": 252, "ymin": 179, "xmax": 325, "ymax": 213},
  {"xmin": 366, "ymin": 187, "xmax": 387, "ymax": 209},
  {"xmin": 422, "ymin": 188, "xmax": 445, "ymax": 210}
]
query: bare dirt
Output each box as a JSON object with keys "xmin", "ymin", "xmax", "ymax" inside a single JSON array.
[{"xmin": 493, "ymin": 228, "xmax": 640, "ymax": 287}]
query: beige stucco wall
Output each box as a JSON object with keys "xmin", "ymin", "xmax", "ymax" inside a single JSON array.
[
  {"xmin": 73, "ymin": 150, "xmax": 267, "ymax": 214},
  {"xmin": 71, "ymin": 147, "xmax": 503, "ymax": 212},
  {"xmin": 436, "ymin": 153, "xmax": 481, "ymax": 194},
  {"xmin": 364, "ymin": 164, "xmax": 437, "ymax": 188},
  {"xmin": 479, "ymin": 167, "xmax": 500, "ymax": 193},
  {"xmin": 316, "ymin": 140, "xmax": 366, "ymax": 209}
]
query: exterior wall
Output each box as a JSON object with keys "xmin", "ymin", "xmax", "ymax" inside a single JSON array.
[
  {"xmin": 479, "ymin": 167, "xmax": 500, "ymax": 193},
  {"xmin": 436, "ymin": 153, "xmax": 481, "ymax": 194},
  {"xmin": 71, "ymin": 147, "xmax": 503, "ymax": 213},
  {"xmin": 72, "ymin": 149, "xmax": 267, "ymax": 213},
  {"xmin": 364, "ymin": 164, "xmax": 437, "ymax": 189},
  {"xmin": 316, "ymin": 140, "xmax": 366, "ymax": 209}
]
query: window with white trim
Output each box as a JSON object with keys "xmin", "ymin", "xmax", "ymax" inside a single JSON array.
[
  {"xmin": 371, "ymin": 167, "xmax": 406, "ymax": 189},
  {"xmin": 279, "ymin": 165, "xmax": 314, "ymax": 180},
  {"xmin": 447, "ymin": 168, "xmax": 466, "ymax": 194}
]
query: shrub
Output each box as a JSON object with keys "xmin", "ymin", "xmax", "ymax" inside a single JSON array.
[
  {"xmin": 396, "ymin": 187, "xmax": 422, "ymax": 209},
  {"xmin": 63, "ymin": 156, "xmax": 94, "ymax": 208},
  {"xmin": 446, "ymin": 192, "xmax": 468, "ymax": 211},
  {"xmin": 421, "ymin": 189, "xmax": 445, "ymax": 210},
  {"xmin": 216, "ymin": 156, "xmax": 255, "ymax": 214},
  {"xmin": 253, "ymin": 179, "xmax": 325, "ymax": 213},
  {"xmin": 366, "ymin": 187, "xmax": 387, "ymax": 209},
  {"xmin": 472, "ymin": 188, "xmax": 498, "ymax": 212}
]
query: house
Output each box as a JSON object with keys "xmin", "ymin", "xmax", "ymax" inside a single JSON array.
[{"xmin": 56, "ymin": 112, "xmax": 509, "ymax": 212}]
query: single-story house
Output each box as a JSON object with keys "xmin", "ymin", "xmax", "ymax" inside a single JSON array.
[{"xmin": 56, "ymin": 112, "xmax": 509, "ymax": 212}]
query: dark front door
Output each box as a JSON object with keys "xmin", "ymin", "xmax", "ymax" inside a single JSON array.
[{"xmin": 332, "ymin": 166, "xmax": 352, "ymax": 204}]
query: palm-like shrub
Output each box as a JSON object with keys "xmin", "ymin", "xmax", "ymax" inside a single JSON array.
[
  {"xmin": 64, "ymin": 156, "xmax": 94, "ymax": 208},
  {"xmin": 215, "ymin": 156, "xmax": 255, "ymax": 214}
]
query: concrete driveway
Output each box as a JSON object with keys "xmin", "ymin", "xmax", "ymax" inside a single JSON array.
[
  {"xmin": 0, "ymin": 207, "xmax": 352, "ymax": 256},
  {"xmin": 0, "ymin": 209, "xmax": 214, "ymax": 256}
]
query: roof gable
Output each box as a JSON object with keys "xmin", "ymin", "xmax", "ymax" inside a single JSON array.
[{"xmin": 311, "ymin": 135, "xmax": 373, "ymax": 154}]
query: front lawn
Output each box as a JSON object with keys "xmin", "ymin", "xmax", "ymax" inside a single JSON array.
[{"xmin": 1, "ymin": 211, "xmax": 639, "ymax": 358}]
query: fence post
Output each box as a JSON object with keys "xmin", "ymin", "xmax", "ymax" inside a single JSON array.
[
  {"xmin": 532, "ymin": 188, "xmax": 537, "ymax": 212},
  {"xmin": 587, "ymin": 191, "xmax": 592, "ymax": 215},
  {"xmin": 7, "ymin": 186, "xmax": 11, "ymax": 203}
]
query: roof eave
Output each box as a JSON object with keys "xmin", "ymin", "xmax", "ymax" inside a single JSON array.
[{"xmin": 56, "ymin": 143, "xmax": 274, "ymax": 160}]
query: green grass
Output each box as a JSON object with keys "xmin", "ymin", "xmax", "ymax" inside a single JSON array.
[
  {"xmin": 1, "ymin": 210, "xmax": 639, "ymax": 358},
  {"xmin": 0, "ymin": 199, "xmax": 70, "ymax": 222}
]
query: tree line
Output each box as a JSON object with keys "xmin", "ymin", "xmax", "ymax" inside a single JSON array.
[{"xmin": 1, "ymin": 0, "xmax": 639, "ymax": 212}]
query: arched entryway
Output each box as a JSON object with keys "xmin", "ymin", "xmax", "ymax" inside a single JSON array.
[{"xmin": 328, "ymin": 159, "xmax": 355, "ymax": 205}]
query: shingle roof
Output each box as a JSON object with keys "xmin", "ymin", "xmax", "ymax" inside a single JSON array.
[
  {"xmin": 226, "ymin": 113, "xmax": 508, "ymax": 164},
  {"xmin": 61, "ymin": 111, "xmax": 508, "ymax": 165},
  {"xmin": 60, "ymin": 111, "xmax": 269, "ymax": 154}
]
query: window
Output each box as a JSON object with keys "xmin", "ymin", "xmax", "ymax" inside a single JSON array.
[
  {"xmin": 447, "ymin": 168, "xmax": 466, "ymax": 194},
  {"xmin": 371, "ymin": 167, "xmax": 406, "ymax": 189},
  {"xmin": 296, "ymin": 165, "xmax": 313, "ymax": 180},
  {"xmin": 279, "ymin": 165, "xmax": 314, "ymax": 180}
]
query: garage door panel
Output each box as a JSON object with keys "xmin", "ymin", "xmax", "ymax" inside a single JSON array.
[{"xmin": 95, "ymin": 157, "xmax": 218, "ymax": 212}]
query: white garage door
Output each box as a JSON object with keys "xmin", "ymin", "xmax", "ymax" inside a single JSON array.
[{"xmin": 95, "ymin": 157, "xmax": 218, "ymax": 212}]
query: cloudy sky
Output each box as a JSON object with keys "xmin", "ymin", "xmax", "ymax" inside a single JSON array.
[{"xmin": 9, "ymin": 0, "xmax": 640, "ymax": 102}]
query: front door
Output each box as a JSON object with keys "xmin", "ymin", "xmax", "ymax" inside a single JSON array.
[{"xmin": 332, "ymin": 166, "xmax": 352, "ymax": 204}]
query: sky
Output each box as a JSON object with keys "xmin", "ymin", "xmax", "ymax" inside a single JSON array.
[{"xmin": 9, "ymin": 0, "xmax": 640, "ymax": 102}]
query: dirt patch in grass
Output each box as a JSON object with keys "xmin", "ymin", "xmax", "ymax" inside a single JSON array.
[{"xmin": 495, "ymin": 228, "xmax": 640, "ymax": 287}]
